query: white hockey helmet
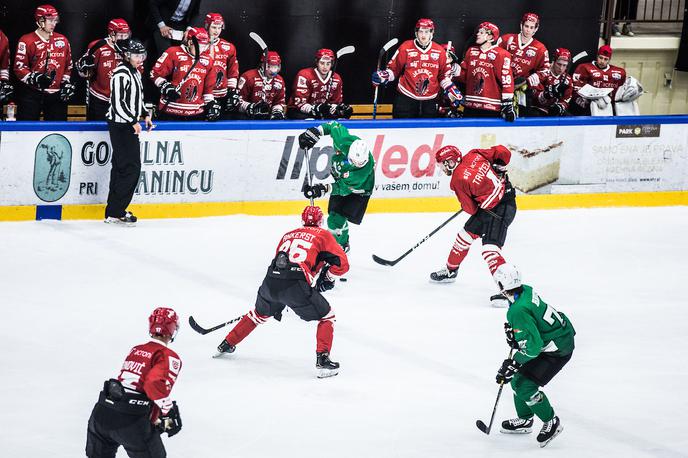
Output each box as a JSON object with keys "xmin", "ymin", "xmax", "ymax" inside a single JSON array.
[
  {"xmin": 348, "ymin": 139, "xmax": 369, "ymax": 167},
  {"xmin": 494, "ymin": 263, "xmax": 522, "ymax": 292}
]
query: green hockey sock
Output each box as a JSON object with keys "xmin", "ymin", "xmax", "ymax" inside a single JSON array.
[
  {"xmin": 327, "ymin": 212, "xmax": 349, "ymax": 246},
  {"xmin": 526, "ymin": 391, "xmax": 554, "ymax": 423}
]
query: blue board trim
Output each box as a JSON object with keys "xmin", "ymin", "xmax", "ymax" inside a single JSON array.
[{"xmin": 36, "ymin": 205, "xmax": 62, "ymax": 220}]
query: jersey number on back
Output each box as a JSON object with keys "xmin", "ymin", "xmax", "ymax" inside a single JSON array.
[
  {"xmin": 278, "ymin": 238, "xmax": 313, "ymax": 263},
  {"xmin": 532, "ymin": 290, "xmax": 566, "ymax": 327}
]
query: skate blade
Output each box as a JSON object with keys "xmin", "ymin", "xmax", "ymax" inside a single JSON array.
[
  {"xmin": 104, "ymin": 218, "xmax": 136, "ymax": 227},
  {"xmin": 429, "ymin": 278, "xmax": 456, "ymax": 284},
  {"xmin": 499, "ymin": 427, "xmax": 532, "ymax": 434},
  {"xmin": 539, "ymin": 424, "xmax": 563, "ymax": 448},
  {"xmin": 212, "ymin": 352, "xmax": 234, "ymax": 359},
  {"xmin": 317, "ymin": 368, "xmax": 339, "ymax": 378}
]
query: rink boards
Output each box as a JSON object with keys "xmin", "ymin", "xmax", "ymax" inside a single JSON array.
[{"xmin": 0, "ymin": 116, "xmax": 687, "ymax": 221}]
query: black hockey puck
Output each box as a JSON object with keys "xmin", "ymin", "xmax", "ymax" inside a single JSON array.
[{"xmin": 339, "ymin": 277, "xmax": 348, "ymax": 282}]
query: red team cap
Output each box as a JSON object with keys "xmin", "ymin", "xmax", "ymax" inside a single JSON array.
[
  {"xmin": 107, "ymin": 18, "xmax": 131, "ymax": 35},
  {"xmin": 316, "ymin": 48, "xmax": 335, "ymax": 62},
  {"xmin": 435, "ymin": 145, "xmax": 462, "ymax": 164},
  {"xmin": 415, "ymin": 18, "xmax": 435, "ymax": 31},
  {"xmin": 553, "ymin": 47, "xmax": 571, "ymax": 62},
  {"xmin": 149, "ymin": 307, "xmax": 180, "ymax": 339},
  {"xmin": 478, "ymin": 21, "xmax": 500, "ymax": 41},
  {"xmin": 521, "ymin": 12, "xmax": 540, "ymax": 25},
  {"xmin": 204, "ymin": 12, "xmax": 225, "ymax": 29},
  {"xmin": 302, "ymin": 206, "xmax": 324, "ymax": 227},
  {"xmin": 35, "ymin": 4, "xmax": 59, "ymax": 21},
  {"xmin": 598, "ymin": 45, "xmax": 613, "ymax": 58},
  {"xmin": 186, "ymin": 27, "xmax": 210, "ymax": 45}
]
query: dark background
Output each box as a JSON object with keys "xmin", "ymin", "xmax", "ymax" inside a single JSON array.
[{"xmin": 0, "ymin": 0, "xmax": 604, "ymax": 104}]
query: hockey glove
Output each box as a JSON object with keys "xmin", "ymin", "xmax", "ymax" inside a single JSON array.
[
  {"xmin": 515, "ymin": 76, "xmax": 528, "ymax": 90},
  {"xmin": 225, "ymin": 89, "xmax": 240, "ymax": 112},
  {"xmin": 248, "ymin": 100, "xmax": 270, "ymax": 119},
  {"xmin": 160, "ymin": 82, "xmax": 181, "ymax": 102},
  {"xmin": 444, "ymin": 84, "xmax": 464, "ymax": 108},
  {"xmin": 270, "ymin": 109, "xmax": 285, "ymax": 120},
  {"xmin": 298, "ymin": 127, "xmax": 321, "ymax": 149},
  {"xmin": 492, "ymin": 160, "xmax": 508, "ymax": 177},
  {"xmin": 28, "ymin": 70, "xmax": 56, "ymax": 90},
  {"xmin": 543, "ymin": 84, "xmax": 557, "ymax": 100},
  {"xmin": 504, "ymin": 323, "xmax": 520, "ymax": 350},
  {"xmin": 205, "ymin": 100, "xmax": 221, "ymax": 121},
  {"xmin": 59, "ymin": 81, "xmax": 76, "ymax": 102},
  {"xmin": 303, "ymin": 183, "xmax": 329, "ymax": 199},
  {"xmin": 548, "ymin": 102, "xmax": 566, "ymax": 117},
  {"xmin": 371, "ymin": 69, "xmax": 391, "ymax": 86},
  {"xmin": 0, "ymin": 80, "xmax": 13, "ymax": 103},
  {"xmin": 316, "ymin": 267, "xmax": 335, "ymax": 293},
  {"xmin": 500, "ymin": 99, "xmax": 516, "ymax": 122},
  {"xmin": 335, "ymin": 103, "xmax": 353, "ymax": 119},
  {"xmin": 496, "ymin": 358, "xmax": 521, "ymax": 385},
  {"xmin": 156, "ymin": 401, "xmax": 182, "ymax": 437},
  {"xmin": 75, "ymin": 54, "xmax": 96, "ymax": 74},
  {"xmin": 312, "ymin": 103, "xmax": 333, "ymax": 119}
]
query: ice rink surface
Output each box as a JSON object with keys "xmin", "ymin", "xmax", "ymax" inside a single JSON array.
[{"xmin": 1, "ymin": 207, "xmax": 687, "ymax": 458}]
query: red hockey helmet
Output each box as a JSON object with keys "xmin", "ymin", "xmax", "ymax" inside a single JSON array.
[
  {"xmin": 261, "ymin": 51, "xmax": 282, "ymax": 66},
  {"xmin": 315, "ymin": 48, "xmax": 335, "ymax": 62},
  {"xmin": 108, "ymin": 19, "xmax": 131, "ymax": 36},
  {"xmin": 204, "ymin": 12, "xmax": 225, "ymax": 29},
  {"xmin": 186, "ymin": 27, "xmax": 210, "ymax": 45},
  {"xmin": 478, "ymin": 22, "xmax": 500, "ymax": 41},
  {"xmin": 415, "ymin": 18, "xmax": 435, "ymax": 31},
  {"xmin": 35, "ymin": 4, "xmax": 59, "ymax": 22},
  {"xmin": 598, "ymin": 45, "xmax": 613, "ymax": 58},
  {"xmin": 435, "ymin": 145, "xmax": 462, "ymax": 164},
  {"xmin": 553, "ymin": 47, "xmax": 571, "ymax": 62},
  {"xmin": 149, "ymin": 307, "xmax": 180, "ymax": 340},
  {"xmin": 302, "ymin": 206, "xmax": 324, "ymax": 227},
  {"xmin": 521, "ymin": 12, "xmax": 540, "ymax": 26},
  {"xmin": 442, "ymin": 42, "xmax": 456, "ymax": 53}
]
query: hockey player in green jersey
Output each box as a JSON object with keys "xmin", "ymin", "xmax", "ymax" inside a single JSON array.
[
  {"xmin": 492, "ymin": 263, "xmax": 575, "ymax": 448},
  {"xmin": 298, "ymin": 121, "xmax": 375, "ymax": 252}
]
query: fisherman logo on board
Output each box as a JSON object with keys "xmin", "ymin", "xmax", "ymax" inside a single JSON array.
[{"xmin": 33, "ymin": 134, "xmax": 72, "ymax": 202}]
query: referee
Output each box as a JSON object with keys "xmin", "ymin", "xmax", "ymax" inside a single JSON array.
[{"xmin": 105, "ymin": 38, "xmax": 154, "ymax": 226}]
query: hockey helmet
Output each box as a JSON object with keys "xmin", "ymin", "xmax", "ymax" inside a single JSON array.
[
  {"xmin": 35, "ymin": 4, "xmax": 59, "ymax": 23},
  {"xmin": 348, "ymin": 139, "xmax": 370, "ymax": 168},
  {"xmin": 186, "ymin": 27, "xmax": 210, "ymax": 45},
  {"xmin": 553, "ymin": 47, "xmax": 571, "ymax": 63},
  {"xmin": 302, "ymin": 206, "xmax": 324, "ymax": 227},
  {"xmin": 108, "ymin": 19, "xmax": 131, "ymax": 41},
  {"xmin": 478, "ymin": 22, "xmax": 500, "ymax": 41},
  {"xmin": 261, "ymin": 51, "xmax": 282, "ymax": 76},
  {"xmin": 119, "ymin": 38, "xmax": 147, "ymax": 61},
  {"xmin": 435, "ymin": 145, "xmax": 461, "ymax": 164},
  {"xmin": 521, "ymin": 12, "xmax": 540, "ymax": 26},
  {"xmin": 415, "ymin": 18, "xmax": 435, "ymax": 32},
  {"xmin": 149, "ymin": 307, "xmax": 180, "ymax": 340},
  {"xmin": 204, "ymin": 12, "xmax": 225, "ymax": 29},
  {"xmin": 315, "ymin": 48, "xmax": 335, "ymax": 63},
  {"xmin": 493, "ymin": 264, "xmax": 522, "ymax": 292},
  {"xmin": 598, "ymin": 45, "xmax": 613, "ymax": 58},
  {"xmin": 442, "ymin": 43, "xmax": 456, "ymax": 54}
]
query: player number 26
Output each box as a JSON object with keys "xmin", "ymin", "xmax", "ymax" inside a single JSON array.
[{"xmin": 278, "ymin": 239, "xmax": 313, "ymax": 263}]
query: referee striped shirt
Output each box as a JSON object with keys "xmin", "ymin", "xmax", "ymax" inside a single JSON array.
[{"xmin": 107, "ymin": 62, "xmax": 149, "ymax": 124}]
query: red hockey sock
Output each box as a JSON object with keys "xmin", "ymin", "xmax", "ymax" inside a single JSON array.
[
  {"xmin": 316, "ymin": 310, "xmax": 335, "ymax": 353},
  {"xmin": 447, "ymin": 229, "xmax": 479, "ymax": 270},
  {"xmin": 224, "ymin": 309, "xmax": 267, "ymax": 346},
  {"xmin": 482, "ymin": 244, "xmax": 506, "ymax": 275}
]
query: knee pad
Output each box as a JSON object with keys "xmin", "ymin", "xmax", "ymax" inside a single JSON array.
[
  {"xmin": 248, "ymin": 309, "xmax": 270, "ymax": 325},
  {"xmin": 319, "ymin": 307, "xmax": 336, "ymax": 323}
]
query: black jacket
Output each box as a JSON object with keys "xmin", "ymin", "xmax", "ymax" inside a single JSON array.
[{"xmin": 147, "ymin": 0, "xmax": 202, "ymax": 29}]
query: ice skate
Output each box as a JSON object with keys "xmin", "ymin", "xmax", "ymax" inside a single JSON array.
[
  {"xmin": 429, "ymin": 267, "xmax": 458, "ymax": 283},
  {"xmin": 500, "ymin": 417, "xmax": 534, "ymax": 434},
  {"xmin": 537, "ymin": 416, "xmax": 563, "ymax": 447},
  {"xmin": 490, "ymin": 293, "xmax": 509, "ymax": 308},
  {"xmin": 316, "ymin": 352, "xmax": 339, "ymax": 378},
  {"xmin": 342, "ymin": 241, "xmax": 350, "ymax": 253},
  {"xmin": 104, "ymin": 211, "xmax": 137, "ymax": 227},
  {"xmin": 213, "ymin": 339, "xmax": 236, "ymax": 358}
]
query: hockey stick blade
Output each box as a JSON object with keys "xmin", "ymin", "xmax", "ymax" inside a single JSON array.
[
  {"xmin": 382, "ymin": 38, "xmax": 399, "ymax": 53},
  {"xmin": 371, "ymin": 254, "xmax": 397, "ymax": 266},
  {"xmin": 249, "ymin": 32, "xmax": 268, "ymax": 52},
  {"xmin": 336, "ymin": 45, "xmax": 355, "ymax": 58},
  {"xmin": 188, "ymin": 316, "xmax": 212, "ymax": 335},
  {"xmin": 476, "ymin": 420, "xmax": 491, "ymax": 434},
  {"xmin": 572, "ymin": 51, "xmax": 589, "ymax": 65}
]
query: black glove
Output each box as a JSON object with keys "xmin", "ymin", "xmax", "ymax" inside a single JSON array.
[
  {"xmin": 312, "ymin": 103, "xmax": 333, "ymax": 119},
  {"xmin": 160, "ymin": 82, "xmax": 181, "ymax": 102},
  {"xmin": 315, "ymin": 267, "xmax": 335, "ymax": 293},
  {"xmin": 543, "ymin": 84, "xmax": 557, "ymax": 100},
  {"xmin": 554, "ymin": 80, "xmax": 569, "ymax": 98},
  {"xmin": 446, "ymin": 107, "xmax": 463, "ymax": 118},
  {"xmin": 156, "ymin": 401, "xmax": 182, "ymax": 437},
  {"xmin": 225, "ymin": 89, "xmax": 240, "ymax": 112},
  {"xmin": 270, "ymin": 109, "xmax": 285, "ymax": 120},
  {"xmin": 58, "ymin": 81, "xmax": 75, "ymax": 102},
  {"xmin": 501, "ymin": 99, "xmax": 516, "ymax": 122},
  {"xmin": 205, "ymin": 100, "xmax": 221, "ymax": 121},
  {"xmin": 514, "ymin": 76, "xmax": 527, "ymax": 89},
  {"xmin": 335, "ymin": 103, "xmax": 353, "ymax": 119},
  {"xmin": 492, "ymin": 160, "xmax": 508, "ymax": 177},
  {"xmin": 303, "ymin": 183, "xmax": 328, "ymax": 199},
  {"xmin": 298, "ymin": 127, "xmax": 321, "ymax": 149},
  {"xmin": 504, "ymin": 323, "xmax": 520, "ymax": 350},
  {"xmin": 548, "ymin": 102, "xmax": 566, "ymax": 117},
  {"xmin": 0, "ymin": 80, "xmax": 13, "ymax": 103},
  {"xmin": 28, "ymin": 70, "xmax": 56, "ymax": 89},
  {"xmin": 75, "ymin": 54, "xmax": 96, "ymax": 73},
  {"xmin": 496, "ymin": 358, "xmax": 522, "ymax": 385},
  {"xmin": 247, "ymin": 100, "xmax": 270, "ymax": 118}
]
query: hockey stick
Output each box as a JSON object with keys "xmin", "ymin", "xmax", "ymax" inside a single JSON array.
[
  {"xmin": 372, "ymin": 38, "xmax": 398, "ymax": 119},
  {"xmin": 303, "ymin": 147, "xmax": 315, "ymax": 206},
  {"xmin": 372, "ymin": 209, "xmax": 463, "ymax": 266},
  {"xmin": 476, "ymin": 348, "xmax": 515, "ymax": 435},
  {"xmin": 160, "ymin": 36, "xmax": 200, "ymax": 113},
  {"xmin": 324, "ymin": 45, "xmax": 355, "ymax": 102},
  {"xmin": 188, "ymin": 315, "xmax": 244, "ymax": 335}
]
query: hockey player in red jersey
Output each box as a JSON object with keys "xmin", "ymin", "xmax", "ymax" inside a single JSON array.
[
  {"xmin": 13, "ymin": 5, "xmax": 74, "ymax": 120},
  {"xmin": 430, "ymin": 145, "xmax": 517, "ymax": 307},
  {"xmin": 288, "ymin": 48, "xmax": 352, "ymax": 120},
  {"xmin": 76, "ymin": 19, "xmax": 134, "ymax": 120},
  {"xmin": 236, "ymin": 50, "xmax": 286, "ymax": 120},
  {"xmin": 150, "ymin": 27, "xmax": 221, "ymax": 121},
  {"xmin": 524, "ymin": 47, "xmax": 573, "ymax": 116},
  {"xmin": 499, "ymin": 13, "xmax": 550, "ymax": 81},
  {"xmin": 571, "ymin": 45, "xmax": 627, "ymax": 116},
  {"xmin": 204, "ymin": 12, "xmax": 240, "ymax": 118},
  {"xmin": 372, "ymin": 18, "xmax": 453, "ymax": 118},
  {"xmin": 457, "ymin": 22, "xmax": 516, "ymax": 121},
  {"xmin": 0, "ymin": 29, "xmax": 12, "ymax": 108},
  {"xmin": 215, "ymin": 206, "xmax": 349, "ymax": 378},
  {"xmin": 86, "ymin": 307, "xmax": 183, "ymax": 458},
  {"xmin": 437, "ymin": 42, "xmax": 463, "ymax": 117}
]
